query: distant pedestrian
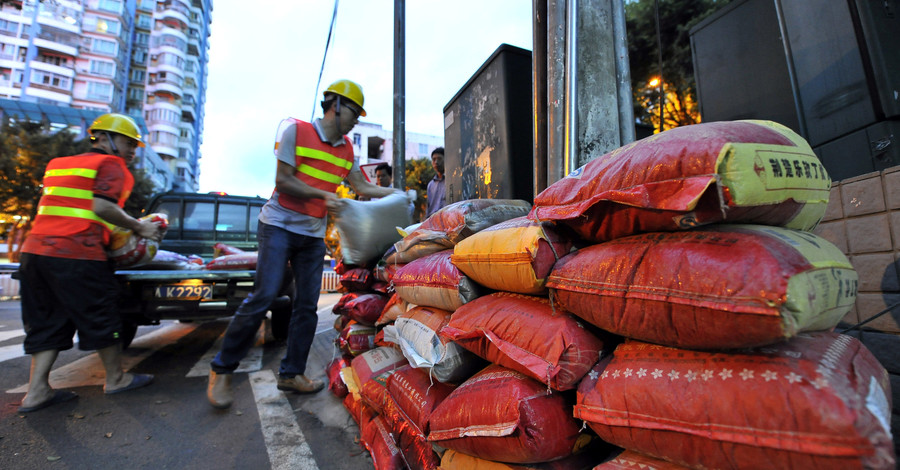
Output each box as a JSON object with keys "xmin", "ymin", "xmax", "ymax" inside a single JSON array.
[
  {"xmin": 426, "ymin": 147, "xmax": 446, "ymax": 218},
  {"xmin": 17, "ymin": 113, "xmax": 165, "ymax": 413},
  {"xmin": 374, "ymin": 162, "xmax": 392, "ymax": 188}
]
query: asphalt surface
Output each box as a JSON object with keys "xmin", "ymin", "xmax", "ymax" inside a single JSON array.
[{"xmin": 0, "ymin": 294, "xmax": 375, "ymax": 470}]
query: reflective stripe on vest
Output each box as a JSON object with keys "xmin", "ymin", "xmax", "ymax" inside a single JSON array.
[
  {"xmin": 296, "ymin": 146, "xmax": 354, "ymax": 185},
  {"xmin": 37, "ymin": 205, "xmax": 115, "ymax": 230},
  {"xmin": 44, "ymin": 168, "xmax": 98, "ymax": 179}
]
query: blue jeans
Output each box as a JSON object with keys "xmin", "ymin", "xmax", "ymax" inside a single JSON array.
[{"xmin": 211, "ymin": 221, "xmax": 325, "ymax": 377}]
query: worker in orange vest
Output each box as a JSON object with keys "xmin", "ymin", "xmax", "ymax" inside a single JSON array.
[
  {"xmin": 207, "ymin": 79, "xmax": 405, "ymax": 409},
  {"xmin": 17, "ymin": 113, "xmax": 165, "ymax": 413}
]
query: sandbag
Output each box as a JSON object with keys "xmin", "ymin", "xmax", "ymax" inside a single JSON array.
[
  {"xmin": 350, "ymin": 346, "xmax": 409, "ymax": 389},
  {"xmin": 438, "ymin": 446, "xmax": 609, "ymax": 470},
  {"xmin": 442, "ymin": 292, "xmax": 607, "ymax": 391},
  {"xmin": 451, "ymin": 216, "xmax": 574, "ymax": 295},
  {"xmin": 549, "ymin": 224, "xmax": 858, "ymax": 349},
  {"xmin": 337, "ymin": 322, "xmax": 376, "ymax": 356},
  {"xmin": 387, "ymin": 365, "xmax": 455, "ymax": 436},
  {"xmin": 575, "ymin": 333, "xmax": 896, "ymax": 470},
  {"xmin": 335, "ymin": 192, "xmax": 412, "ymax": 266},
  {"xmin": 380, "ymin": 398, "xmax": 442, "ymax": 470},
  {"xmin": 529, "ymin": 120, "xmax": 831, "ymax": 243},
  {"xmin": 593, "ymin": 450, "xmax": 692, "ymax": 469},
  {"xmin": 213, "ymin": 242, "xmax": 244, "ymax": 256},
  {"xmin": 360, "ymin": 406, "xmax": 405, "ymax": 470},
  {"xmin": 360, "ymin": 369, "xmax": 396, "ymax": 414},
  {"xmin": 339, "ymin": 267, "xmax": 374, "ymax": 291},
  {"xmin": 343, "ymin": 293, "xmax": 390, "ymax": 327},
  {"xmin": 374, "ymin": 259, "xmax": 404, "ymax": 283},
  {"xmin": 108, "ymin": 213, "xmax": 168, "ymax": 268},
  {"xmin": 326, "ymin": 355, "xmax": 352, "ymax": 398},
  {"xmin": 205, "ymin": 252, "xmax": 257, "ymax": 270},
  {"xmin": 141, "ymin": 249, "xmax": 204, "ymax": 270},
  {"xmin": 393, "ymin": 249, "xmax": 482, "ymax": 312},
  {"xmin": 376, "ymin": 292, "xmax": 408, "ymax": 327},
  {"xmin": 428, "ymin": 364, "xmax": 583, "ymax": 464},
  {"xmin": 386, "ymin": 199, "xmax": 532, "ymax": 264},
  {"xmin": 382, "ymin": 306, "xmax": 485, "ymax": 384}
]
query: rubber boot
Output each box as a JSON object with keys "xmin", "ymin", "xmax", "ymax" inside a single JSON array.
[{"xmin": 207, "ymin": 370, "xmax": 233, "ymax": 409}]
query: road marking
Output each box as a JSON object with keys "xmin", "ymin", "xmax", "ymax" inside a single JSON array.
[
  {"xmin": 6, "ymin": 322, "xmax": 197, "ymax": 393},
  {"xmin": 249, "ymin": 369, "xmax": 319, "ymax": 470},
  {"xmin": 0, "ymin": 343, "xmax": 24, "ymax": 364},
  {"xmin": 0, "ymin": 328, "xmax": 25, "ymax": 343},
  {"xmin": 185, "ymin": 322, "xmax": 265, "ymax": 377}
]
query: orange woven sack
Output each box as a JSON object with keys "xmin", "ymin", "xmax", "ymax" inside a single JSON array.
[
  {"xmin": 549, "ymin": 225, "xmax": 857, "ymax": 349},
  {"xmin": 575, "ymin": 333, "xmax": 895, "ymax": 470},
  {"xmin": 529, "ymin": 120, "xmax": 831, "ymax": 243}
]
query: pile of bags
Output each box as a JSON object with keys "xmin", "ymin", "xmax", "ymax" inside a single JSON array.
[{"xmin": 325, "ymin": 120, "xmax": 895, "ymax": 470}]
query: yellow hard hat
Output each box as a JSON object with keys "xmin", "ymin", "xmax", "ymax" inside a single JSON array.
[
  {"xmin": 324, "ymin": 79, "xmax": 366, "ymax": 116},
  {"xmin": 88, "ymin": 113, "xmax": 145, "ymax": 147}
]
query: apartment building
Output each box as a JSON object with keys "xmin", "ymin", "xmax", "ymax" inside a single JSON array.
[{"xmin": 0, "ymin": 0, "xmax": 211, "ymax": 193}]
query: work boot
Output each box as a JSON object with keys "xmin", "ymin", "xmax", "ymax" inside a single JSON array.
[
  {"xmin": 276, "ymin": 375, "xmax": 324, "ymax": 394},
  {"xmin": 207, "ymin": 370, "xmax": 233, "ymax": 409}
]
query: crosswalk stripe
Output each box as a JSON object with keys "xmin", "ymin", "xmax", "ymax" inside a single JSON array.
[
  {"xmin": 5, "ymin": 322, "xmax": 197, "ymax": 394},
  {"xmin": 249, "ymin": 370, "xmax": 320, "ymax": 470},
  {"xmin": 185, "ymin": 322, "xmax": 266, "ymax": 377},
  {"xmin": 0, "ymin": 328, "xmax": 25, "ymax": 343}
]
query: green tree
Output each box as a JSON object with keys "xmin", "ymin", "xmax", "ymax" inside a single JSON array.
[
  {"xmin": 625, "ymin": 0, "xmax": 732, "ymax": 131},
  {"xmin": 402, "ymin": 157, "xmax": 435, "ymax": 223}
]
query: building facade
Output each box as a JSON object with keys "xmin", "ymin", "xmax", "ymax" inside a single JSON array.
[{"xmin": 0, "ymin": 0, "xmax": 211, "ymax": 192}]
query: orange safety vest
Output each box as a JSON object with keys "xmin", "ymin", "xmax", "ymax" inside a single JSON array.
[
  {"xmin": 276, "ymin": 119, "xmax": 354, "ymax": 218},
  {"xmin": 30, "ymin": 152, "xmax": 134, "ymax": 244}
]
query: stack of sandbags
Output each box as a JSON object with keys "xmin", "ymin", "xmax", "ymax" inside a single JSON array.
[{"xmin": 526, "ymin": 120, "xmax": 894, "ymax": 469}]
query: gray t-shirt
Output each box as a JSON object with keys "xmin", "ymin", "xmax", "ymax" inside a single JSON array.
[{"xmin": 258, "ymin": 119, "xmax": 355, "ymax": 238}]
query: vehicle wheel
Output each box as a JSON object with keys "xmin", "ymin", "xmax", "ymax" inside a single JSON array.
[
  {"xmin": 119, "ymin": 322, "xmax": 138, "ymax": 350},
  {"xmin": 270, "ymin": 305, "xmax": 291, "ymax": 341}
]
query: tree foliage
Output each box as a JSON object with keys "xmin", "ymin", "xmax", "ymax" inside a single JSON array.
[
  {"xmin": 625, "ymin": 0, "xmax": 732, "ymax": 131},
  {"xmin": 402, "ymin": 157, "xmax": 435, "ymax": 223}
]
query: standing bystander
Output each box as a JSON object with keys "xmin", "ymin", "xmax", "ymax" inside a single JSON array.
[{"xmin": 426, "ymin": 147, "xmax": 446, "ymax": 218}]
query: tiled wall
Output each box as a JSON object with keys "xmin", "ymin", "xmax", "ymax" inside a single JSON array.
[{"xmin": 812, "ymin": 166, "xmax": 900, "ymax": 334}]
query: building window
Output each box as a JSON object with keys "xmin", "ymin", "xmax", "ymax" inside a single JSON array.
[
  {"xmin": 0, "ymin": 19, "xmax": 19, "ymax": 35},
  {"xmin": 0, "ymin": 43, "xmax": 15, "ymax": 60},
  {"xmin": 136, "ymin": 14, "xmax": 152, "ymax": 29},
  {"xmin": 135, "ymin": 32, "xmax": 149, "ymax": 46},
  {"xmin": 91, "ymin": 38, "xmax": 117, "ymax": 56},
  {"xmin": 90, "ymin": 60, "xmax": 115, "ymax": 77},
  {"xmin": 353, "ymin": 133, "xmax": 362, "ymax": 146},
  {"xmin": 87, "ymin": 81, "xmax": 113, "ymax": 101},
  {"xmin": 128, "ymin": 87, "xmax": 143, "ymax": 101},
  {"xmin": 30, "ymin": 70, "xmax": 71, "ymax": 90},
  {"xmin": 130, "ymin": 68, "xmax": 145, "ymax": 82},
  {"xmin": 419, "ymin": 143, "xmax": 428, "ymax": 155},
  {"xmin": 98, "ymin": 0, "xmax": 123, "ymax": 15}
]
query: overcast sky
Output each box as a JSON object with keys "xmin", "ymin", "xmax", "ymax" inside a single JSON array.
[{"xmin": 197, "ymin": 1, "xmax": 534, "ymax": 197}]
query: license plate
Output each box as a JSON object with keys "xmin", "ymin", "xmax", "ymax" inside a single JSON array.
[{"xmin": 154, "ymin": 284, "xmax": 212, "ymax": 300}]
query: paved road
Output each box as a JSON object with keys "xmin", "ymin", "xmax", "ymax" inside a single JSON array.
[{"xmin": 0, "ymin": 296, "xmax": 374, "ymax": 470}]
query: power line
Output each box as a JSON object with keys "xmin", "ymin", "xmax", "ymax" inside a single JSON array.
[{"xmin": 311, "ymin": 0, "xmax": 340, "ymax": 122}]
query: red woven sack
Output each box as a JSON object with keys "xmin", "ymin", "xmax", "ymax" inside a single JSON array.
[
  {"xmin": 350, "ymin": 346, "xmax": 409, "ymax": 389},
  {"xmin": 332, "ymin": 292, "xmax": 362, "ymax": 316},
  {"xmin": 380, "ymin": 398, "xmax": 442, "ymax": 470},
  {"xmin": 387, "ymin": 365, "xmax": 455, "ymax": 436},
  {"xmin": 343, "ymin": 293, "xmax": 390, "ymax": 326},
  {"xmin": 361, "ymin": 369, "xmax": 396, "ymax": 414},
  {"xmin": 213, "ymin": 242, "xmax": 244, "ymax": 256},
  {"xmin": 575, "ymin": 333, "xmax": 895, "ymax": 470},
  {"xmin": 205, "ymin": 252, "xmax": 257, "ymax": 270},
  {"xmin": 529, "ymin": 120, "xmax": 831, "ymax": 243},
  {"xmin": 387, "ymin": 199, "xmax": 532, "ymax": 264},
  {"xmin": 337, "ymin": 322, "xmax": 376, "ymax": 356},
  {"xmin": 428, "ymin": 364, "xmax": 583, "ymax": 464},
  {"xmin": 326, "ymin": 355, "xmax": 352, "ymax": 398},
  {"xmin": 549, "ymin": 225, "xmax": 857, "ymax": 349},
  {"xmin": 393, "ymin": 249, "xmax": 482, "ymax": 312},
  {"xmin": 360, "ymin": 406, "xmax": 405, "ymax": 470},
  {"xmin": 441, "ymin": 292, "xmax": 607, "ymax": 391},
  {"xmin": 340, "ymin": 267, "xmax": 374, "ymax": 291},
  {"xmin": 594, "ymin": 450, "xmax": 692, "ymax": 469}
]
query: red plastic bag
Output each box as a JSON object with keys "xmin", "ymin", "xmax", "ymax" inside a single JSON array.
[
  {"xmin": 342, "ymin": 293, "xmax": 390, "ymax": 326},
  {"xmin": 529, "ymin": 120, "xmax": 830, "ymax": 243},
  {"xmin": 575, "ymin": 333, "xmax": 895, "ymax": 470},
  {"xmin": 549, "ymin": 225, "xmax": 857, "ymax": 349},
  {"xmin": 442, "ymin": 292, "xmax": 607, "ymax": 391},
  {"xmin": 428, "ymin": 365, "xmax": 583, "ymax": 464},
  {"xmin": 340, "ymin": 267, "xmax": 374, "ymax": 291}
]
